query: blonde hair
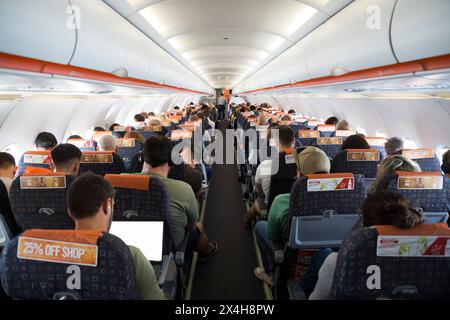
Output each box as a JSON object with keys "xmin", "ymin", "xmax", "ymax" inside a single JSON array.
[
  {"xmin": 368, "ymin": 155, "xmax": 421, "ymax": 194},
  {"xmin": 336, "ymin": 120, "xmax": 349, "ymax": 130},
  {"xmin": 123, "ymin": 131, "xmax": 145, "ymax": 144}
]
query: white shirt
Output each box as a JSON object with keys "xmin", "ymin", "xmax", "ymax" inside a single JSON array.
[
  {"xmin": 254, "ymin": 159, "xmax": 273, "ymax": 203},
  {"xmin": 309, "ymin": 253, "xmax": 337, "ymax": 300},
  {"xmin": 0, "ymin": 177, "xmax": 13, "ymax": 198}
]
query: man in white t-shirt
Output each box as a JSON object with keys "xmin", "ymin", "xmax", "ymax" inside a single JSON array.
[
  {"xmin": 0, "ymin": 152, "xmax": 17, "ymax": 197},
  {"xmin": 244, "ymin": 126, "xmax": 295, "ymax": 228}
]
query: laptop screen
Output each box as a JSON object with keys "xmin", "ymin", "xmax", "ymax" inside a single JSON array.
[{"xmin": 109, "ymin": 221, "xmax": 164, "ymax": 262}]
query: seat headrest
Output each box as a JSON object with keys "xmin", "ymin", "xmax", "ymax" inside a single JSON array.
[
  {"xmin": 306, "ymin": 173, "xmax": 355, "ymax": 192},
  {"xmin": 17, "ymin": 229, "xmax": 103, "ymax": 267},
  {"xmin": 317, "ymin": 124, "xmax": 336, "ymax": 132},
  {"xmin": 299, "ymin": 130, "xmax": 320, "ymax": 138},
  {"xmin": 22, "ymin": 167, "xmax": 55, "ymax": 176},
  {"xmin": 317, "ymin": 137, "xmax": 343, "ymax": 145},
  {"xmin": 20, "ymin": 169, "xmax": 67, "ymax": 189},
  {"xmin": 394, "ymin": 171, "xmax": 444, "ymax": 190},
  {"xmin": 171, "ymin": 130, "xmax": 192, "ymax": 140},
  {"xmin": 67, "ymin": 139, "xmax": 94, "ymax": 148},
  {"xmin": 81, "ymin": 151, "xmax": 114, "ymax": 163},
  {"xmin": 307, "ymin": 120, "xmax": 324, "ymax": 126},
  {"xmin": 144, "ymin": 125, "xmax": 162, "ymax": 132},
  {"xmin": 116, "ymin": 138, "xmax": 136, "ymax": 148},
  {"xmin": 365, "ymin": 137, "xmax": 388, "ymax": 146},
  {"xmin": 375, "ymin": 223, "xmax": 450, "ymax": 257},
  {"xmin": 346, "ymin": 149, "xmax": 381, "ymax": 161},
  {"xmin": 401, "ymin": 148, "xmax": 435, "ymax": 159},
  {"xmin": 335, "ymin": 130, "xmax": 357, "ymax": 137},
  {"xmin": 169, "ymin": 116, "xmax": 182, "ymax": 123},
  {"xmin": 105, "ymin": 174, "xmax": 150, "ymax": 191},
  {"xmin": 23, "ymin": 151, "xmax": 52, "ymax": 164}
]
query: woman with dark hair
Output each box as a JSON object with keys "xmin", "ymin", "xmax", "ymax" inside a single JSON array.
[
  {"xmin": 307, "ymin": 191, "xmax": 424, "ymax": 300},
  {"xmin": 341, "ymin": 134, "xmax": 370, "ymax": 150}
]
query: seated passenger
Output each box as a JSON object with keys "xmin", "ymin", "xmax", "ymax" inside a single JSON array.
[
  {"xmin": 253, "ymin": 147, "xmax": 330, "ymax": 286},
  {"xmin": 67, "ymin": 135, "xmax": 83, "ymax": 141},
  {"xmin": 50, "ymin": 144, "xmax": 82, "ymax": 176},
  {"xmin": 141, "ymin": 136, "xmax": 217, "ymax": 261},
  {"xmin": 93, "ymin": 126, "xmax": 106, "ymax": 132},
  {"xmin": 442, "ymin": 150, "xmax": 450, "ymax": 178},
  {"xmin": 244, "ymin": 125, "xmax": 294, "ymax": 227},
  {"xmin": 341, "ymin": 134, "xmax": 370, "ymax": 150},
  {"xmin": 384, "ymin": 137, "xmax": 404, "ymax": 156},
  {"xmin": 309, "ymin": 191, "xmax": 424, "ymax": 300},
  {"xmin": 324, "ymin": 116, "xmax": 339, "ymax": 125},
  {"xmin": 336, "ymin": 120, "xmax": 350, "ymax": 131},
  {"xmin": 67, "ymin": 172, "xmax": 165, "ymax": 300},
  {"xmin": 35, "ymin": 132, "xmax": 58, "ymax": 151},
  {"xmin": 0, "ymin": 152, "xmax": 17, "ymax": 196},
  {"xmin": 97, "ymin": 134, "xmax": 118, "ymax": 152},
  {"xmin": 123, "ymin": 131, "xmax": 145, "ymax": 145},
  {"xmin": 109, "ymin": 123, "xmax": 121, "ymax": 132},
  {"xmin": 288, "ymin": 109, "xmax": 296, "ymax": 116},
  {"xmin": 133, "ymin": 114, "xmax": 146, "ymax": 129},
  {"xmin": 368, "ymin": 155, "xmax": 421, "ymax": 194}
]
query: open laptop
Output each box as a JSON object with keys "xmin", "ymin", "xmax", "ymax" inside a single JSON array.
[{"xmin": 109, "ymin": 221, "xmax": 164, "ymax": 262}]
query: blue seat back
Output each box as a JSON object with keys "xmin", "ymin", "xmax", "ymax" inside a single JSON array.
[
  {"xmin": 116, "ymin": 139, "xmax": 143, "ymax": 171},
  {"xmin": 331, "ymin": 224, "xmax": 450, "ymax": 299},
  {"xmin": 105, "ymin": 174, "xmax": 173, "ymax": 255},
  {"xmin": 401, "ymin": 149, "xmax": 441, "ymax": 172},
  {"xmin": 17, "ymin": 151, "xmax": 52, "ymax": 176},
  {"xmin": 0, "ymin": 229, "xmax": 138, "ymax": 300},
  {"xmin": 79, "ymin": 152, "xmax": 125, "ymax": 176},
  {"xmin": 10, "ymin": 173, "xmax": 75, "ymax": 230},
  {"xmin": 331, "ymin": 149, "xmax": 383, "ymax": 178}
]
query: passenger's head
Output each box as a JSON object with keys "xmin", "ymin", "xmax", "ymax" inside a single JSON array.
[
  {"xmin": 288, "ymin": 109, "xmax": 296, "ymax": 115},
  {"xmin": 67, "ymin": 172, "xmax": 115, "ymax": 231},
  {"xmin": 280, "ymin": 115, "xmax": 292, "ymax": 122},
  {"xmin": 0, "ymin": 152, "xmax": 17, "ymax": 179},
  {"xmin": 325, "ymin": 117, "xmax": 339, "ymax": 125},
  {"xmin": 97, "ymin": 135, "xmax": 117, "ymax": 152},
  {"xmin": 385, "ymin": 137, "xmax": 404, "ymax": 156},
  {"xmin": 66, "ymin": 135, "xmax": 83, "ymax": 142},
  {"xmin": 341, "ymin": 134, "xmax": 370, "ymax": 150},
  {"xmin": 442, "ymin": 150, "xmax": 450, "ymax": 176},
  {"xmin": 108, "ymin": 123, "xmax": 120, "ymax": 132},
  {"xmin": 295, "ymin": 146, "xmax": 330, "ymax": 176},
  {"xmin": 93, "ymin": 127, "xmax": 105, "ymax": 132},
  {"xmin": 51, "ymin": 144, "xmax": 82, "ymax": 176},
  {"xmin": 123, "ymin": 131, "xmax": 145, "ymax": 145},
  {"xmin": 140, "ymin": 112, "xmax": 148, "ymax": 119},
  {"xmin": 35, "ymin": 132, "xmax": 58, "ymax": 151},
  {"xmin": 369, "ymin": 155, "xmax": 421, "ymax": 194},
  {"xmin": 277, "ymin": 125, "xmax": 294, "ymax": 149},
  {"xmin": 336, "ymin": 120, "xmax": 349, "ymax": 131},
  {"xmin": 148, "ymin": 112, "xmax": 156, "ymax": 117},
  {"xmin": 143, "ymin": 136, "xmax": 173, "ymax": 171},
  {"xmin": 257, "ymin": 113, "xmax": 268, "ymax": 126},
  {"xmin": 134, "ymin": 114, "xmax": 145, "ymax": 123},
  {"xmin": 361, "ymin": 191, "xmax": 424, "ymax": 228}
]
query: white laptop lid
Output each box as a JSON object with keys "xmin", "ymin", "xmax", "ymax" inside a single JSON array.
[{"xmin": 110, "ymin": 221, "xmax": 164, "ymax": 262}]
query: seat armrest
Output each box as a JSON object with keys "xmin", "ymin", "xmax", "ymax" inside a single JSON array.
[
  {"xmin": 272, "ymin": 240, "xmax": 285, "ymax": 265},
  {"xmin": 287, "ymin": 279, "xmax": 307, "ymax": 300},
  {"xmin": 157, "ymin": 253, "xmax": 174, "ymax": 287},
  {"xmin": 175, "ymin": 232, "xmax": 190, "ymax": 267}
]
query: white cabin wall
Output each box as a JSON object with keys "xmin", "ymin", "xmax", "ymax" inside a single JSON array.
[{"xmin": 246, "ymin": 96, "xmax": 450, "ymax": 154}]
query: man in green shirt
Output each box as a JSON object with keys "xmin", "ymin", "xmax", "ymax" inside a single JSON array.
[
  {"xmin": 67, "ymin": 172, "xmax": 165, "ymax": 300},
  {"xmin": 141, "ymin": 136, "xmax": 217, "ymax": 261},
  {"xmin": 254, "ymin": 147, "xmax": 331, "ymax": 286}
]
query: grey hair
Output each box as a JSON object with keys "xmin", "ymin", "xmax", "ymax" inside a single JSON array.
[
  {"xmin": 385, "ymin": 137, "xmax": 404, "ymax": 156},
  {"xmin": 98, "ymin": 135, "xmax": 117, "ymax": 152}
]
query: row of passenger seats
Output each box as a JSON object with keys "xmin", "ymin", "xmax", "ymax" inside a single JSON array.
[
  {"xmin": 230, "ymin": 104, "xmax": 450, "ymax": 299},
  {"xmin": 0, "ymin": 109, "xmax": 213, "ymax": 300}
]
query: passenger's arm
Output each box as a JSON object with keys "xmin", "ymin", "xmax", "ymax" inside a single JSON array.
[
  {"xmin": 308, "ymin": 253, "xmax": 338, "ymax": 300},
  {"xmin": 129, "ymin": 246, "xmax": 165, "ymax": 300}
]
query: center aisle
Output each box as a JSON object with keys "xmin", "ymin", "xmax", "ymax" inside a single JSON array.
[{"xmin": 191, "ymin": 121, "xmax": 265, "ymax": 300}]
